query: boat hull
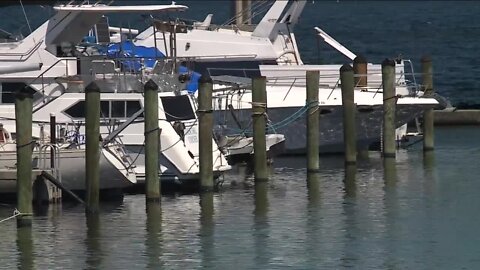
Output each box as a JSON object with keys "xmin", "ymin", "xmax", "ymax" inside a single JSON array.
[
  {"xmin": 0, "ymin": 148, "xmax": 134, "ymax": 193},
  {"xmin": 214, "ymin": 103, "xmax": 432, "ymax": 154}
]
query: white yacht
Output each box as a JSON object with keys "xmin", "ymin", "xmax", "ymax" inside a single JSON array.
[
  {"xmin": 134, "ymin": 0, "xmax": 441, "ymax": 154},
  {"xmin": 0, "ymin": 3, "xmax": 230, "ymax": 189},
  {"xmin": 0, "ymin": 123, "xmax": 136, "ymax": 193}
]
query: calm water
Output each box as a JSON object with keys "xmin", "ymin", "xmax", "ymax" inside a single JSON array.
[{"xmin": 1, "ymin": 126, "xmax": 480, "ymax": 269}]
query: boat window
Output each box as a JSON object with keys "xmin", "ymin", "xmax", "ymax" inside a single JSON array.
[
  {"xmin": 64, "ymin": 100, "xmax": 143, "ymax": 119},
  {"xmin": 64, "ymin": 101, "xmax": 86, "ymax": 118},
  {"xmin": 100, "ymin": 101, "xmax": 109, "ymax": 118},
  {"xmin": 0, "ymin": 82, "xmax": 32, "ymax": 104},
  {"xmin": 160, "ymin": 95, "xmax": 195, "ymax": 122},
  {"xmin": 126, "ymin": 101, "xmax": 142, "ymax": 117},
  {"xmin": 111, "ymin": 101, "xmax": 125, "ymax": 118}
]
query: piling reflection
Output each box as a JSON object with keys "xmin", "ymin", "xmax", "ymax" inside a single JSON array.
[
  {"xmin": 423, "ymin": 151, "xmax": 435, "ymax": 172},
  {"xmin": 383, "ymin": 157, "xmax": 397, "ymax": 189},
  {"xmin": 199, "ymin": 192, "xmax": 215, "ymax": 269},
  {"xmin": 253, "ymin": 181, "xmax": 269, "ymax": 268},
  {"xmin": 145, "ymin": 202, "xmax": 163, "ymax": 269},
  {"xmin": 343, "ymin": 164, "xmax": 357, "ymax": 198},
  {"xmin": 306, "ymin": 172, "xmax": 321, "ymax": 266},
  {"xmin": 341, "ymin": 165, "xmax": 357, "ymax": 268},
  {"xmin": 383, "ymin": 157, "xmax": 398, "ymax": 268},
  {"xmin": 16, "ymin": 226, "xmax": 34, "ymax": 270},
  {"xmin": 85, "ymin": 214, "xmax": 102, "ymax": 270},
  {"xmin": 306, "ymin": 172, "xmax": 321, "ymax": 207}
]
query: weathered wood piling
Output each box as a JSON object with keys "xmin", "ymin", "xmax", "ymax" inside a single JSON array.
[
  {"xmin": 85, "ymin": 82, "xmax": 100, "ymax": 214},
  {"xmin": 144, "ymin": 80, "xmax": 161, "ymax": 202},
  {"xmin": 382, "ymin": 59, "xmax": 397, "ymax": 158},
  {"xmin": 353, "ymin": 55, "xmax": 368, "ymax": 88},
  {"xmin": 198, "ymin": 76, "xmax": 214, "ymax": 191},
  {"xmin": 252, "ymin": 76, "xmax": 268, "ymax": 182},
  {"xmin": 422, "ymin": 56, "xmax": 434, "ymax": 152},
  {"xmin": 306, "ymin": 70, "xmax": 320, "ymax": 173},
  {"xmin": 50, "ymin": 113, "xmax": 56, "ymax": 167},
  {"xmin": 340, "ymin": 64, "xmax": 357, "ymax": 165},
  {"xmin": 15, "ymin": 88, "xmax": 33, "ymax": 227}
]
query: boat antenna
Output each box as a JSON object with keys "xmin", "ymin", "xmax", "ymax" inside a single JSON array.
[{"xmin": 18, "ymin": 0, "xmax": 33, "ymax": 34}]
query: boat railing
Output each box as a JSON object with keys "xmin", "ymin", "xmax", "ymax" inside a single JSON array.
[{"xmin": 38, "ymin": 143, "xmax": 62, "ymax": 183}]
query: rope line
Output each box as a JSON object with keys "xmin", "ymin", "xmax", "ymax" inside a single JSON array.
[{"xmin": 0, "ymin": 209, "xmax": 31, "ymax": 223}]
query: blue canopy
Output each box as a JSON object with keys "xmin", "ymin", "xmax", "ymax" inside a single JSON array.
[
  {"xmin": 105, "ymin": 41, "xmax": 200, "ymax": 92},
  {"xmin": 107, "ymin": 41, "xmax": 164, "ymax": 71}
]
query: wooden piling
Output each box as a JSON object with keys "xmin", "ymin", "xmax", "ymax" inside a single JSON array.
[
  {"xmin": 85, "ymin": 82, "xmax": 100, "ymax": 214},
  {"xmin": 15, "ymin": 88, "xmax": 33, "ymax": 227},
  {"xmin": 306, "ymin": 70, "xmax": 320, "ymax": 173},
  {"xmin": 252, "ymin": 76, "xmax": 268, "ymax": 182},
  {"xmin": 382, "ymin": 58, "xmax": 397, "ymax": 158},
  {"xmin": 198, "ymin": 76, "xmax": 214, "ymax": 191},
  {"xmin": 144, "ymin": 80, "xmax": 161, "ymax": 201},
  {"xmin": 340, "ymin": 64, "xmax": 357, "ymax": 165},
  {"xmin": 353, "ymin": 55, "xmax": 368, "ymax": 88},
  {"xmin": 50, "ymin": 113, "xmax": 56, "ymax": 167},
  {"xmin": 422, "ymin": 56, "xmax": 434, "ymax": 152}
]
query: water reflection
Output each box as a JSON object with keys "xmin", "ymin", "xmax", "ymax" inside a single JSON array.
[
  {"xmin": 199, "ymin": 192, "xmax": 215, "ymax": 269},
  {"xmin": 343, "ymin": 164, "xmax": 357, "ymax": 198},
  {"xmin": 423, "ymin": 151, "xmax": 435, "ymax": 171},
  {"xmin": 85, "ymin": 214, "xmax": 102, "ymax": 270},
  {"xmin": 306, "ymin": 172, "xmax": 321, "ymax": 207},
  {"xmin": 253, "ymin": 182, "xmax": 269, "ymax": 268},
  {"xmin": 341, "ymin": 165, "xmax": 357, "ymax": 268},
  {"xmin": 383, "ymin": 157, "xmax": 398, "ymax": 269},
  {"xmin": 16, "ymin": 226, "xmax": 34, "ymax": 270},
  {"xmin": 145, "ymin": 202, "xmax": 163, "ymax": 269}
]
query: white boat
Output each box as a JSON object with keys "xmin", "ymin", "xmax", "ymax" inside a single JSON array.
[
  {"xmin": 217, "ymin": 133, "xmax": 285, "ymax": 164},
  {"xmin": 0, "ymin": 2, "xmax": 230, "ymax": 189},
  {"xmin": 134, "ymin": 0, "xmax": 441, "ymax": 154},
  {"xmin": 0, "ymin": 123, "xmax": 136, "ymax": 193}
]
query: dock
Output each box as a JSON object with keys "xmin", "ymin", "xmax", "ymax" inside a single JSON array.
[{"xmin": 434, "ymin": 110, "xmax": 480, "ymax": 125}]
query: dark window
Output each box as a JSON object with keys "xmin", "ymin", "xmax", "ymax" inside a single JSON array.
[
  {"xmin": 1, "ymin": 82, "xmax": 33, "ymax": 104},
  {"xmin": 64, "ymin": 101, "xmax": 86, "ymax": 118},
  {"xmin": 100, "ymin": 101, "xmax": 109, "ymax": 117},
  {"xmin": 160, "ymin": 95, "xmax": 195, "ymax": 122},
  {"xmin": 126, "ymin": 101, "xmax": 142, "ymax": 117},
  {"xmin": 111, "ymin": 101, "xmax": 125, "ymax": 118}
]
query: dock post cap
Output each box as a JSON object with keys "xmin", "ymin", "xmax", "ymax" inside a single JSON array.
[
  {"xmin": 421, "ymin": 55, "xmax": 432, "ymax": 63},
  {"xmin": 199, "ymin": 75, "xmax": 213, "ymax": 84},
  {"xmin": 340, "ymin": 64, "xmax": 353, "ymax": 73},
  {"xmin": 15, "ymin": 86, "xmax": 34, "ymax": 99},
  {"xmin": 144, "ymin": 79, "xmax": 159, "ymax": 91},
  {"xmin": 382, "ymin": 58, "xmax": 396, "ymax": 67},
  {"xmin": 85, "ymin": 81, "xmax": 100, "ymax": 93},
  {"xmin": 353, "ymin": 55, "xmax": 367, "ymax": 64}
]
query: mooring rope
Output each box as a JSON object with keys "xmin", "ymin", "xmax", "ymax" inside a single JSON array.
[{"xmin": 0, "ymin": 209, "xmax": 30, "ymax": 224}]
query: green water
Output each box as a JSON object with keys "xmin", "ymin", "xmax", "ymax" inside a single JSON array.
[{"xmin": 0, "ymin": 126, "xmax": 479, "ymax": 269}]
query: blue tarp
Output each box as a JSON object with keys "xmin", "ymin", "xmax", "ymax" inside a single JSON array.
[
  {"xmin": 107, "ymin": 40, "xmax": 163, "ymax": 71},
  {"xmin": 102, "ymin": 41, "xmax": 201, "ymax": 92}
]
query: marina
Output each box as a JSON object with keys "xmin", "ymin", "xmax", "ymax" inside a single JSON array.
[{"xmin": 0, "ymin": 0, "xmax": 479, "ymax": 268}]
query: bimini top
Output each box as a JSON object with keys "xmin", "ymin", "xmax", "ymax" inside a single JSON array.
[{"xmin": 53, "ymin": 3, "xmax": 188, "ymax": 13}]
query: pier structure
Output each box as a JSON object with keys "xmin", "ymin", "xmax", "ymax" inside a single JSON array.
[
  {"xmin": 198, "ymin": 76, "xmax": 215, "ymax": 192},
  {"xmin": 252, "ymin": 76, "xmax": 269, "ymax": 182},
  {"xmin": 306, "ymin": 70, "xmax": 320, "ymax": 173},
  {"xmin": 85, "ymin": 82, "xmax": 101, "ymax": 214},
  {"xmin": 381, "ymin": 58, "xmax": 397, "ymax": 158},
  {"xmin": 340, "ymin": 64, "xmax": 357, "ymax": 165},
  {"xmin": 144, "ymin": 80, "xmax": 161, "ymax": 202},
  {"xmin": 422, "ymin": 55, "xmax": 435, "ymax": 152}
]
